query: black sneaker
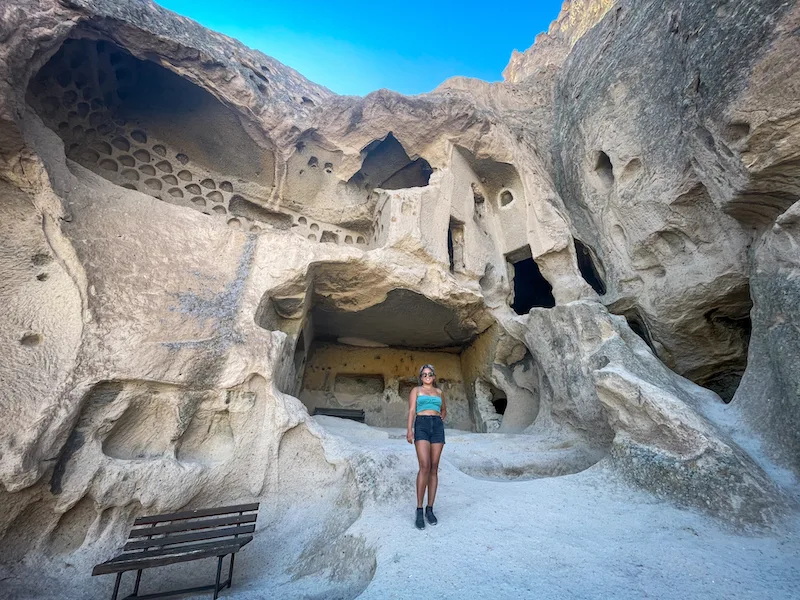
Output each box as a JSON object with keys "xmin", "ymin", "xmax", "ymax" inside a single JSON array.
[
  {"xmin": 425, "ymin": 506, "xmax": 438, "ymax": 526},
  {"xmin": 415, "ymin": 508, "xmax": 425, "ymax": 530}
]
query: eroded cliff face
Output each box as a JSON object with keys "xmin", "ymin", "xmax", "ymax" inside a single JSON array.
[
  {"xmin": 1, "ymin": 0, "xmax": 799, "ymax": 595},
  {"xmin": 503, "ymin": 0, "xmax": 618, "ymax": 84}
]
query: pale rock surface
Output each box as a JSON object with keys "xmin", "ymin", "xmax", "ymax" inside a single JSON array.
[{"xmin": 1, "ymin": 0, "xmax": 799, "ymax": 598}]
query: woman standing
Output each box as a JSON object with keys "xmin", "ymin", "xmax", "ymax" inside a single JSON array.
[{"xmin": 407, "ymin": 364, "xmax": 447, "ymax": 529}]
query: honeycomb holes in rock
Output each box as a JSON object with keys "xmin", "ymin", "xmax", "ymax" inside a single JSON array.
[{"xmin": 26, "ymin": 37, "xmax": 280, "ymax": 231}]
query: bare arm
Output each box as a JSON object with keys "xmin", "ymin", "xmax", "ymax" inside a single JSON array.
[
  {"xmin": 439, "ymin": 388, "xmax": 447, "ymax": 421},
  {"xmin": 407, "ymin": 387, "xmax": 418, "ymax": 444}
]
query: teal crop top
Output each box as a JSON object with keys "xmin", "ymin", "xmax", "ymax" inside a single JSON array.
[{"xmin": 416, "ymin": 393, "xmax": 442, "ymax": 414}]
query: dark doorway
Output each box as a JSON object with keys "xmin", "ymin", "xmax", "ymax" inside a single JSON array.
[
  {"xmin": 448, "ymin": 218, "xmax": 465, "ymax": 273},
  {"xmin": 492, "ymin": 392, "xmax": 507, "ymax": 415},
  {"xmin": 574, "ymin": 239, "xmax": 606, "ymax": 295},
  {"xmin": 508, "ymin": 249, "xmax": 555, "ymax": 314}
]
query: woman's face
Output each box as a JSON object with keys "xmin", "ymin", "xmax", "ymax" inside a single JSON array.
[{"xmin": 420, "ymin": 368, "xmax": 435, "ymax": 385}]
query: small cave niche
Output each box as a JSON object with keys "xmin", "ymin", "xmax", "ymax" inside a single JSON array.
[
  {"xmin": 454, "ymin": 146, "xmax": 523, "ymax": 213},
  {"xmin": 348, "ymin": 133, "xmax": 432, "ymax": 190},
  {"xmin": 472, "ymin": 182, "xmax": 487, "ymax": 221},
  {"xmin": 398, "ymin": 378, "xmax": 418, "ymax": 402},
  {"xmin": 624, "ymin": 310, "xmax": 657, "ymax": 354},
  {"xmin": 704, "ymin": 371, "xmax": 746, "ymax": 403},
  {"xmin": 334, "ymin": 374, "xmax": 385, "ymax": 397},
  {"xmin": 102, "ymin": 396, "xmax": 176, "ymax": 460},
  {"xmin": 448, "ymin": 217, "xmax": 465, "ymax": 274},
  {"xmin": 593, "ymin": 151, "xmax": 615, "ymax": 188},
  {"xmin": 472, "ymin": 182, "xmax": 485, "ymax": 206},
  {"xmin": 491, "ymin": 388, "xmax": 508, "ymax": 415},
  {"xmin": 701, "ymin": 298, "xmax": 752, "ymax": 402},
  {"xmin": 506, "ymin": 247, "xmax": 556, "ymax": 314},
  {"xmin": 574, "ymin": 238, "xmax": 607, "ymax": 295},
  {"xmin": 229, "ymin": 195, "xmax": 293, "ymax": 229}
]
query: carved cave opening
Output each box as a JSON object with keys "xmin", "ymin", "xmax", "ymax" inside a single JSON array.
[
  {"xmin": 448, "ymin": 217, "xmax": 465, "ymax": 274},
  {"xmin": 259, "ymin": 288, "xmax": 522, "ymax": 431},
  {"xmin": 454, "ymin": 146, "xmax": 524, "ymax": 215},
  {"xmin": 507, "ymin": 247, "xmax": 556, "ymax": 314},
  {"xmin": 491, "ymin": 388, "xmax": 508, "ymax": 415},
  {"xmin": 574, "ymin": 238, "xmax": 606, "ymax": 295},
  {"xmin": 700, "ymin": 294, "xmax": 753, "ymax": 402},
  {"xmin": 295, "ymin": 290, "xmax": 477, "ymax": 429},
  {"xmin": 468, "ymin": 352, "xmax": 540, "ymax": 434},
  {"xmin": 348, "ymin": 133, "xmax": 432, "ymax": 191},
  {"xmin": 26, "ymin": 37, "xmax": 281, "ymax": 233}
]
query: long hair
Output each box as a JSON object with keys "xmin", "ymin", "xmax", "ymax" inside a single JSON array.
[{"xmin": 418, "ymin": 364, "xmax": 436, "ymax": 387}]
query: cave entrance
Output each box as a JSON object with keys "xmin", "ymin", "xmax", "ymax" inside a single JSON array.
[
  {"xmin": 506, "ymin": 247, "xmax": 555, "ymax": 314},
  {"xmin": 701, "ymin": 299, "xmax": 752, "ymax": 402},
  {"xmin": 271, "ymin": 289, "xmax": 492, "ymax": 429},
  {"xmin": 491, "ymin": 388, "xmax": 507, "ymax": 415},
  {"xmin": 448, "ymin": 217, "xmax": 465, "ymax": 274},
  {"xmin": 348, "ymin": 133, "xmax": 432, "ymax": 191},
  {"xmin": 574, "ymin": 239, "xmax": 606, "ymax": 295}
]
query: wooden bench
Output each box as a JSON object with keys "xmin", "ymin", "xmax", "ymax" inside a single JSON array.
[
  {"xmin": 92, "ymin": 503, "xmax": 259, "ymax": 600},
  {"xmin": 313, "ymin": 407, "xmax": 366, "ymax": 422}
]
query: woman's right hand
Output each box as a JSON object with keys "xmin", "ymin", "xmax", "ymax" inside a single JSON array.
[{"xmin": 406, "ymin": 429, "xmax": 414, "ymax": 444}]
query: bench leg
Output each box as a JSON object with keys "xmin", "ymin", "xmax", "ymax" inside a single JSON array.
[
  {"xmin": 133, "ymin": 569, "xmax": 143, "ymax": 596},
  {"xmin": 111, "ymin": 572, "xmax": 122, "ymax": 600},
  {"xmin": 213, "ymin": 555, "xmax": 224, "ymax": 600},
  {"xmin": 227, "ymin": 553, "xmax": 236, "ymax": 589}
]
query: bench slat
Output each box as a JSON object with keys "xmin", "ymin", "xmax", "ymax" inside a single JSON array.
[
  {"xmin": 109, "ymin": 536, "xmax": 251, "ymax": 564},
  {"xmin": 123, "ymin": 524, "xmax": 256, "ymax": 551},
  {"xmin": 92, "ymin": 538, "xmax": 252, "ymax": 576},
  {"xmin": 313, "ymin": 407, "xmax": 366, "ymax": 422},
  {"xmin": 129, "ymin": 513, "xmax": 257, "ymax": 538},
  {"xmin": 133, "ymin": 503, "xmax": 259, "ymax": 526}
]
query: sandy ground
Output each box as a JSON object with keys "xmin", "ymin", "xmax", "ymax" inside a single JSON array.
[
  {"xmin": 3, "ymin": 415, "xmax": 798, "ymax": 600},
  {"xmin": 315, "ymin": 418, "xmax": 800, "ymax": 600}
]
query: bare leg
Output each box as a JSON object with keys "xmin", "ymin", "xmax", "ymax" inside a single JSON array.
[
  {"xmin": 427, "ymin": 443, "xmax": 444, "ymax": 507},
  {"xmin": 414, "ymin": 440, "xmax": 431, "ymax": 507}
]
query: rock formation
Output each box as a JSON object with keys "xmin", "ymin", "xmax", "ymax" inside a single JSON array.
[{"xmin": 1, "ymin": 0, "xmax": 798, "ymax": 597}]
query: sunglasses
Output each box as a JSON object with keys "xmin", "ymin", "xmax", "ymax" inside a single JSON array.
[{"xmin": 421, "ymin": 372, "xmax": 434, "ymax": 377}]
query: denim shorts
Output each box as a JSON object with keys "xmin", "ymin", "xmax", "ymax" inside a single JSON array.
[{"xmin": 414, "ymin": 415, "xmax": 445, "ymax": 444}]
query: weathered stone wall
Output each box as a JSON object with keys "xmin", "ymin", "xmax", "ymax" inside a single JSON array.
[
  {"xmin": 299, "ymin": 343, "xmax": 472, "ymax": 430},
  {"xmin": 1, "ymin": 1, "xmax": 799, "ymax": 593}
]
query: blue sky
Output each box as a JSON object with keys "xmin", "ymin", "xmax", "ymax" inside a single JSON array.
[{"xmin": 155, "ymin": 0, "xmax": 564, "ymax": 96}]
